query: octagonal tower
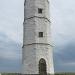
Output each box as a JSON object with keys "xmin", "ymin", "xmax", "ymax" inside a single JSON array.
[{"xmin": 22, "ymin": 0, "xmax": 54, "ymax": 74}]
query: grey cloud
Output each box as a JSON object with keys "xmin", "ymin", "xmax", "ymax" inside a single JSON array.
[
  {"xmin": 51, "ymin": 0, "xmax": 75, "ymax": 45},
  {"xmin": 54, "ymin": 41, "xmax": 75, "ymax": 72},
  {"xmin": 0, "ymin": 0, "xmax": 23, "ymax": 43},
  {"xmin": 0, "ymin": 59, "xmax": 21, "ymax": 73},
  {"xmin": 0, "ymin": 32, "xmax": 22, "ymax": 60},
  {"xmin": 0, "ymin": 32, "xmax": 22, "ymax": 72}
]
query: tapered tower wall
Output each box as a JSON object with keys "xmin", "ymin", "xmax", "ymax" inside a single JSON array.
[{"xmin": 22, "ymin": 0, "xmax": 54, "ymax": 74}]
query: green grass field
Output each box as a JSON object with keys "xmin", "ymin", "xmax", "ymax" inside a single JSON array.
[
  {"xmin": 1, "ymin": 73, "xmax": 75, "ymax": 75},
  {"xmin": 55, "ymin": 73, "xmax": 75, "ymax": 75}
]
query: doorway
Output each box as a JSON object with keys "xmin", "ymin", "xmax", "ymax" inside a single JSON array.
[{"xmin": 39, "ymin": 58, "xmax": 47, "ymax": 75}]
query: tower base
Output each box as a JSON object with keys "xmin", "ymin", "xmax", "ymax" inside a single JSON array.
[{"xmin": 18, "ymin": 74, "xmax": 54, "ymax": 75}]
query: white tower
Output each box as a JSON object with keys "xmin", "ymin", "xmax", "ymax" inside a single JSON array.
[{"xmin": 22, "ymin": 0, "xmax": 54, "ymax": 74}]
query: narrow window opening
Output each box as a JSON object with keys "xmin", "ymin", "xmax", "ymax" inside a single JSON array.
[
  {"xmin": 39, "ymin": 32, "xmax": 43, "ymax": 37},
  {"xmin": 24, "ymin": 18, "xmax": 25, "ymax": 22},
  {"xmin": 38, "ymin": 8, "xmax": 43, "ymax": 14}
]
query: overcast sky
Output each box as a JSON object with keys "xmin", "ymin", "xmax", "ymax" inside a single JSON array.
[{"xmin": 0, "ymin": 0, "xmax": 75, "ymax": 73}]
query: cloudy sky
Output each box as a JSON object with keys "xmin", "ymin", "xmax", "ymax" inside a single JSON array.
[{"xmin": 0, "ymin": 0, "xmax": 75, "ymax": 73}]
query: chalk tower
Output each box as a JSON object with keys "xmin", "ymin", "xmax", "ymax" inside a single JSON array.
[{"xmin": 22, "ymin": 0, "xmax": 54, "ymax": 74}]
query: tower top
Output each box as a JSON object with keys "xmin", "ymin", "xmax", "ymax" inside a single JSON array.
[
  {"xmin": 24, "ymin": 0, "xmax": 49, "ymax": 4},
  {"xmin": 24, "ymin": 0, "xmax": 50, "ymax": 22}
]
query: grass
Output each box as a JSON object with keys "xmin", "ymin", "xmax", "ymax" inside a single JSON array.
[
  {"xmin": 55, "ymin": 73, "xmax": 75, "ymax": 75},
  {"xmin": 1, "ymin": 73, "xmax": 75, "ymax": 75}
]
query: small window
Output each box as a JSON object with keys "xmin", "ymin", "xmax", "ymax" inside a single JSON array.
[
  {"xmin": 39, "ymin": 32, "xmax": 43, "ymax": 37},
  {"xmin": 38, "ymin": 8, "xmax": 43, "ymax": 14},
  {"xmin": 24, "ymin": 18, "xmax": 25, "ymax": 22}
]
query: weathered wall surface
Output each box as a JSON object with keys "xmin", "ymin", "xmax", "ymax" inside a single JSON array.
[{"xmin": 22, "ymin": 0, "xmax": 54, "ymax": 74}]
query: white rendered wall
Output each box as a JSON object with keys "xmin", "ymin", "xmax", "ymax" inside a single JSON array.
[
  {"xmin": 35, "ymin": 44, "xmax": 54, "ymax": 74},
  {"xmin": 22, "ymin": 45, "xmax": 37, "ymax": 74},
  {"xmin": 23, "ymin": 18, "xmax": 51, "ymax": 44},
  {"xmin": 22, "ymin": 0, "xmax": 54, "ymax": 74},
  {"xmin": 24, "ymin": 0, "xmax": 49, "ymax": 19},
  {"xmin": 22, "ymin": 44, "xmax": 54, "ymax": 74}
]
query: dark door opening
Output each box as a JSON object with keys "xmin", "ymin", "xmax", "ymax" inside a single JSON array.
[{"xmin": 39, "ymin": 58, "xmax": 47, "ymax": 75}]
